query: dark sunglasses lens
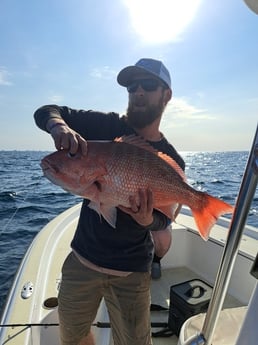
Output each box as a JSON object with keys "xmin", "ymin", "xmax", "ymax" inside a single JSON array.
[
  {"xmin": 127, "ymin": 81, "xmax": 139, "ymax": 93},
  {"xmin": 142, "ymin": 79, "xmax": 159, "ymax": 91},
  {"xmin": 127, "ymin": 79, "xmax": 160, "ymax": 93}
]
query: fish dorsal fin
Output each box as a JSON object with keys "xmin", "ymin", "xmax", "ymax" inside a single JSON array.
[
  {"xmin": 115, "ymin": 135, "xmax": 186, "ymax": 182},
  {"xmin": 115, "ymin": 135, "xmax": 157, "ymax": 154},
  {"xmin": 157, "ymin": 152, "xmax": 186, "ymax": 182}
]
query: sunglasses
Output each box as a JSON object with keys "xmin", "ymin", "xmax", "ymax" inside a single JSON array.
[{"xmin": 127, "ymin": 79, "xmax": 165, "ymax": 93}]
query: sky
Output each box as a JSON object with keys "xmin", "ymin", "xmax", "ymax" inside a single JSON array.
[{"xmin": 0, "ymin": 0, "xmax": 257, "ymax": 152}]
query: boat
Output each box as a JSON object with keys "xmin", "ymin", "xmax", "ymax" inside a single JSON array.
[{"xmin": 0, "ymin": 123, "xmax": 257, "ymax": 345}]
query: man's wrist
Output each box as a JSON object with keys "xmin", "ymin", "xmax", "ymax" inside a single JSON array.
[{"xmin": 47, "ymin": 121, "xmax": 66, "ymax": 132}]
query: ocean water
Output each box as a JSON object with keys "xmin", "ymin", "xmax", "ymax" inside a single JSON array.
[{"xmin": 0, "ymin": 150, "xmax": 257, "ymax": 314}]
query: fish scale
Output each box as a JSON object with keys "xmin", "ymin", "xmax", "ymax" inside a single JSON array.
[{"xmin": 105, "ymin": 144, "xmax": 153, "ymax": 199}]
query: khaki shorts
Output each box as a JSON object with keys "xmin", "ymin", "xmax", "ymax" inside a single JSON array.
[{"xmin": 58, "ymin": 252, "xmax": 152, "ymax": 345}]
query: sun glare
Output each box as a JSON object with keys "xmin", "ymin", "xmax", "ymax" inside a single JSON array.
[{"xmin": 124, "ymin": 0, "xmax": 202, "ymax": 44}]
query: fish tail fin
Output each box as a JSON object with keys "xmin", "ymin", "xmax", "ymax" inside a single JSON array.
[{"xmin": 191, "ymin": 194, "xmax": 234, "ymax": 241}]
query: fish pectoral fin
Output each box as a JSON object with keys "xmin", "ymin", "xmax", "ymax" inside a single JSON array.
[
  {"xmin": 88, "ymin": 201, "xmax": 101, "ymax": 217},
  {"xmin": 88, "ymin": 202, "xmax": 117, "ymax": 228},
  {"xmin": 99, "ymin": 205, "xmax": 117, "ymax": 228}
]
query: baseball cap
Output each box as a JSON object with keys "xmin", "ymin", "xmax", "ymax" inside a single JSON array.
[{"xmin": 117, "ymin": 58, "xmax": 171, "ymax": 89}]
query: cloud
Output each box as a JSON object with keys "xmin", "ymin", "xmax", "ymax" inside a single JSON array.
[
  {"xmin": 246, "ymin": 97, "xmax": 258, "ymax": 104},
  {"xmin": 0, "ymin": 67, "xmax": 12, "ymax": 86},
  {"xmin": 163, "ymin": 97, "xmax": 216, "ymax": 128},
  {"xmin": 48, "ymin": 94, "xmax": 64, "ymax": 103},
  {"xmin": 90, "ymin": 66, "xmax": 116, "ymax": 80}
]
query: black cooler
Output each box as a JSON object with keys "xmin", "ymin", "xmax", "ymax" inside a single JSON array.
[{"xmin": 168, "ymin": 279, "xmax": 213, "ymax": 335}]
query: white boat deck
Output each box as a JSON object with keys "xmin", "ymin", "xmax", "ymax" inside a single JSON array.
[{"xmin": 150, "ymin": 266, "xmax": 243, "ymax": 345}]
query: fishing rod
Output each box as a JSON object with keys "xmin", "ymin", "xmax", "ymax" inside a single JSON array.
[{"xmin": 0, "ymin": 321, "xmax": 168, "ymax": 328}]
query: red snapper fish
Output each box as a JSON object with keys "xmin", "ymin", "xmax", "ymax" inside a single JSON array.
[{"xmin": 40, "ymin": 135, "xmax": 234, "ymax": 240}]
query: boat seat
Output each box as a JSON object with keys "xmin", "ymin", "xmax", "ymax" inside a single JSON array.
[{"xmin": 178, "ymin": 306, "xmax": 247, "ymax": 345}]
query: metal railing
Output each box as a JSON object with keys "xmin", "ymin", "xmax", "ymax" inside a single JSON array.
[{"xmin": 183, "ymin": 123, "xmax": 258, "ymax": 345}]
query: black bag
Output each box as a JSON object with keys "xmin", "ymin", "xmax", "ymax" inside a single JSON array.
[{"xmin": 168, "ymin": 279, "xmax": 212, "ymax": 336}]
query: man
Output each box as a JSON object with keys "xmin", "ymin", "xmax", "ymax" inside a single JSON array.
[{"xmin": 34, "ymin": 58, "xmax": 185, "ymax": 345}]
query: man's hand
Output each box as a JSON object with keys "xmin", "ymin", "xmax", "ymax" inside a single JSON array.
[
  {"xmin": 48, "ymin": 121, "xmax": 87, "ymax": 156},
  {"xmin": 119, "ymin": 188, "xmax": 154, "ymax": 227}
]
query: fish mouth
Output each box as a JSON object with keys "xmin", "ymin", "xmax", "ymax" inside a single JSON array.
[
  {"xmin": 40, "ymin": 158, "xmax": 59, "ymax": 174},
  {"xmin": 40, "ymin": 158, "xmax": 65, "ymax": 189}
]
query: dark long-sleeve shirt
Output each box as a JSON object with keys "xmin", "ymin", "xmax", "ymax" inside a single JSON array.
[{"xmin": 34, "ymin": 105, "xmax": 185, "ymax": 272}]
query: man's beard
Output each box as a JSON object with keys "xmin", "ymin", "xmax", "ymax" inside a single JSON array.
[{"xmin": 125, "ymin": 98, "xmax": 165, "ymax": 129}]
